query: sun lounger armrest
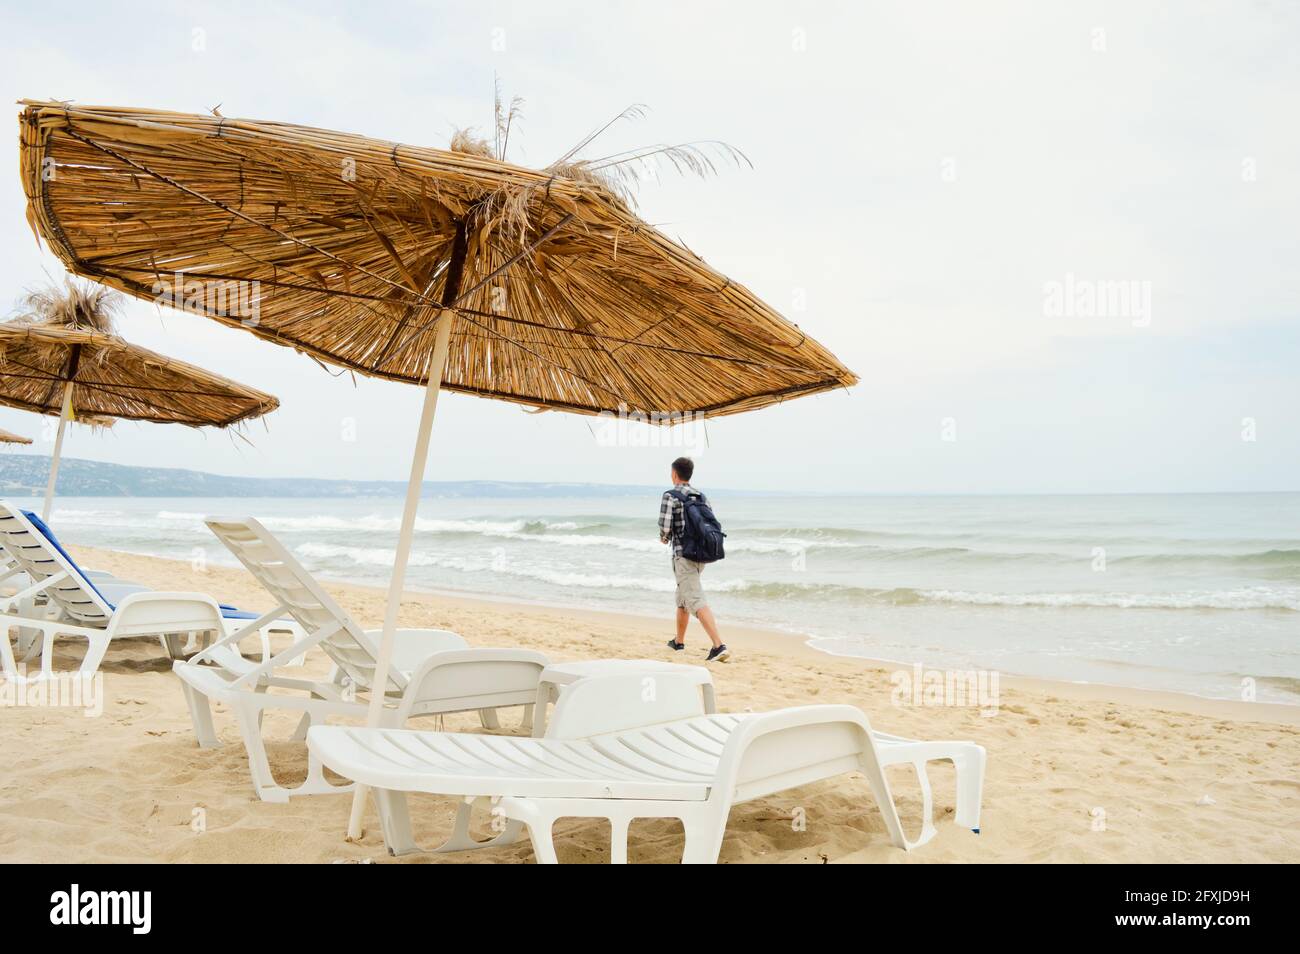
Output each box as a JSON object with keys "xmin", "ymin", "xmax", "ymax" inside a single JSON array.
[
  {"xmin": 105, "ymin": 591, "xmax": 226, "ymax": 638},
  {"xmin": 713, "ymin": 704, "xmax": 942, "ymax": 851},
  {"xmin": 714, "ymin": 704, "xmax": 878, "ymax": 804},
  {"xmin": 545, "ymin": 671, "xmax": 707, "ymax": 739},
  {"xmin": 364, "ymin": 628, "xmax": 468, "ymax": 674},
  {"xmin": 391, "ymin": 648, "xmax": 549, "ymax": 724}
]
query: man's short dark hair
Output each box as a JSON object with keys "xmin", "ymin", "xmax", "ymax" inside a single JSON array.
[{"xmin": 672, "ymin": 457, "xmax": 694, "ymax": 482}]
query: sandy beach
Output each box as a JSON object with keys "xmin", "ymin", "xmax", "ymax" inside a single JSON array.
[{"xmin": 0, "ymin": 543, "xmax": 1295, "ymax": 865}]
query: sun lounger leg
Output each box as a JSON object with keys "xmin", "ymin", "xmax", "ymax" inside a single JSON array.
[
  {"xmin": 478, "ymin": 708, "xmax": 500, "ymax": 729},
  {"xmin": 496, "ymin": 798, "xmax": 562, "ymax": 863},
  {"xmin": 231, "ymin": 695, "xmax": 353, "ymax": 802},
  {"xmin": 233, "ymin": 697, "xmax": 290, "ymax": 802},
  {"xmin": 17, "ymin": 626, "xmax": 40, "ymax": 661},
  {"xmin": 909, "ymin": 759, "xmax": 939, "ymax": 845},
  {"xmin": 857, "ymin": 751, "xmax": 915, "ymax": 850},
  {"xmin": 520, "ymin": 703, "xmax": 534, "ymax": 733},
  {"xmin": 253, "ymin": 683, "xmax": 268, "ymax": 730},
  {"xmin": 16, "ymin": 595, "xmax": 42, "ymax": 660},
  {"xmin": 953, "ymin": 745, "xmax": 986, "ymax": 832},
  {"xmin": 296, "ymin": 666, "xmax": 345, "ymax": 740},
  {"xmin": 34, "ymin": 628, "xmax": 54, "ymax": 678},
  {"xmin": 531, "ymin": 683, "xmax": 557, "ymax": 737},
  {"xmin": 302, "ymin": 747, "xmax": 346, "ymax": 795},
  {"xmin": 162, "ymin": 631, "xmax": 206, "ymax": 660},
  {"xmin": 441, "ymin": 798, "xmax": 479, "ymax": 852},
  {"xmin": 180, "ymin": 679, "xmax": 221, "ymax": 748},
  {"xmin": 290, "ymin": 711, "xmax": 312, "ymax": 741},
  {"xmin": 496, "ymin": 818, "xmax": 526, "ymax": 848},
  {"xmin": 373, "ymin": 788, "xmax": 419, "ymax": 855},
  {"xmin": 80, "ymin": 632, "xmax": 111, "ymax": 678},
  {"xmin": 427, "ymin": 797, "xmax": 525, "ymax": 853},
  {"xmin": 881, "ymin": 739, "xmax": 986, "ymax": 835},
  {"xmin": 680, "ymin": 809, "xmax": 727, "ymax": 864},
  {"xmin": 0, "ymin": 625, "xmax": 20, "ymax": 680},
  {"xmin": 609, "ymin": 813, "xmax": 631, "ymax": 864},
  {"xmin": 526, "ymin": 818, "xmax": 560, "ymax": 864}
]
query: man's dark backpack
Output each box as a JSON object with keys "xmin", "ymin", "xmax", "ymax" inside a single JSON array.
[{"xmin": 670, "ymin": 490, "xmax": 726, "ymax": 563}]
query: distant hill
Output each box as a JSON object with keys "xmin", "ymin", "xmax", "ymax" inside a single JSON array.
[{"xmin": 0, "ymin": 454, "xmax": 670, "ymax": 499}]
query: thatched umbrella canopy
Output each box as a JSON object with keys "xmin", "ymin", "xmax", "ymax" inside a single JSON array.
[
  {"xmin": 0, "ymin": 290, "xmax": 280, "ymax": 428},
  {"xmin": 18, "ymin": 99, "xmax": 856, "ymax": 838},
  {"xmin": 0, "ymin": 428, "xmax": 32, "ymax": 445},
  {"xmin": 0, "ymin": 279, "xmax": 279, "ymax": 516},
  {"xmin": 18, "ymin": 101, "xmax": 856, "ymax": 417}
]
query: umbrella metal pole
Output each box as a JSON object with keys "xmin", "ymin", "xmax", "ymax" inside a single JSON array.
[
  {"xmin": 348, "ymin": 223, "xmax": 468, "ymax": 842},
  {"xmin": 42, "ymin": 383, "xmax": 74, "ymax": 521}
]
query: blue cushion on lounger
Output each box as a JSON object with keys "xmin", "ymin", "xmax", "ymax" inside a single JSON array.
[{"xmin": 218, "ymin": 606, "xmax": 261, "ymax": 620}]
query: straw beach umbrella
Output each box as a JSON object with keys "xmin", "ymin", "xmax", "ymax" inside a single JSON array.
[
  {"xmin": 0, "ymin": 279, "xmax": 279, "ymax": 518},
  {"xmin": 0, "ymin": 428, "xmax": 33, "ymax": 445},
  {"xmin": 18, "ymin": 100, "xmax": 858, "ymax": 836}
]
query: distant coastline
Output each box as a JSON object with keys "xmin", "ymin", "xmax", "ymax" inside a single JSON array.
[
  {"xmin": 0, "ymin": 453, "xmax": 678, "ymax": 499},
  {"xmin": 2, "ymin": 453, "xmax": 1294, "ymax": 499}
]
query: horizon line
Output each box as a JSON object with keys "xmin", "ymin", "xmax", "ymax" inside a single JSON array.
[{"xmin": 2, "ymin": 451, "xmax": 1296, "ymax": 497}]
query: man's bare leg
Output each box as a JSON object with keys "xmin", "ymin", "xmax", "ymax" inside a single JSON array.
[
  {"xmin": 696, "ymin": 607, "xmax": 723, "ymax": 648},
  {"xmin": 675, "ymin": 606, "xmax": 689, "ymax": 644}
]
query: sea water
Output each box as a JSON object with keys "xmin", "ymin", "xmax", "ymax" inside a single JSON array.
[{"xmin": 24, "ymin": 492, "xmax": 1299, "ymax": 704}]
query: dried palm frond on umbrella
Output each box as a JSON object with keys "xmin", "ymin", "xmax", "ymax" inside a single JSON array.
[
  {"xmin": 0, "ymin": 428, "xmax": 32, "ymax": 445},
  {"xmin": 18, "ymin": 99, "xmax": 857, "ymax": 838},
  {"xmin": 0, "ymin": 279, "xmax": 279, "ymax": 517}
]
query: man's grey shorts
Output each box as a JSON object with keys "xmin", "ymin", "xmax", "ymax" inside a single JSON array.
[{"xmin": 672, "ymin": 555, "xmax": 708, "ymax": 615}]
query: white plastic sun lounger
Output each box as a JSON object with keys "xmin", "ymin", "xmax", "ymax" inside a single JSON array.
[
  {"xmin": 0, "ymin": 549, "xmax": 111, "ymax": 660},
  {"xmin": 0, "ymin": 513, "xmax": 155, "ymax": 658},
  {"xmin": 173, "ymin": 516, "xmax": 549, "ymax": 802},
  {"xmin": 0, "ymin": 502, "xmax": 282, "ymax": 682},
  {"xmin": 309, "ymin": 672, "xmax": 986, "ymax": 863}
]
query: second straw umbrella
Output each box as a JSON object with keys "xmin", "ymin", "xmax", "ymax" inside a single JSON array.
[{"xmin": 0, "ymin": 280, "xmax": 279, "ymax": 518}]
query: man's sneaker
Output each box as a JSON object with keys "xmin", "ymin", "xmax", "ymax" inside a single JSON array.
[
  {"xmin": 667, "ymin": 638, "xmax": 685, "ymax": 651},
  {"xmin": 706, "ymin": 644, "xmax": 730, "ymax": 663}
]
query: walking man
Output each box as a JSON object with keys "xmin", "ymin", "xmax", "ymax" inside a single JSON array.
[{"xmin": 659, "ymin": 456, "xmax": 729, "ymax": 662}]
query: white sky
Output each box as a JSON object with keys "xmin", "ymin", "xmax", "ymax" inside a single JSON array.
[{"xmin": 0, "ymin": 0, "xmax": 1296, "ymax": 493}]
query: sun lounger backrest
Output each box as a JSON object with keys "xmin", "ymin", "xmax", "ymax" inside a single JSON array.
[
  {"xmin": 204, "ymin": 517, "xmax": 406, "ymax": 693},
  {"xmin": 547, "ymin": 672, "xmax": 706, "ymax": 740},
  {"xmin": 0, "ymin": 501, "xmax": 113, "ymax": 626}
]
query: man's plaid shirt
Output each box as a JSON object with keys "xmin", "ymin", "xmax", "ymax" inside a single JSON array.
[{"xmin": 659, "ymin": 483, "xmax": 701, "ymax": 557}]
